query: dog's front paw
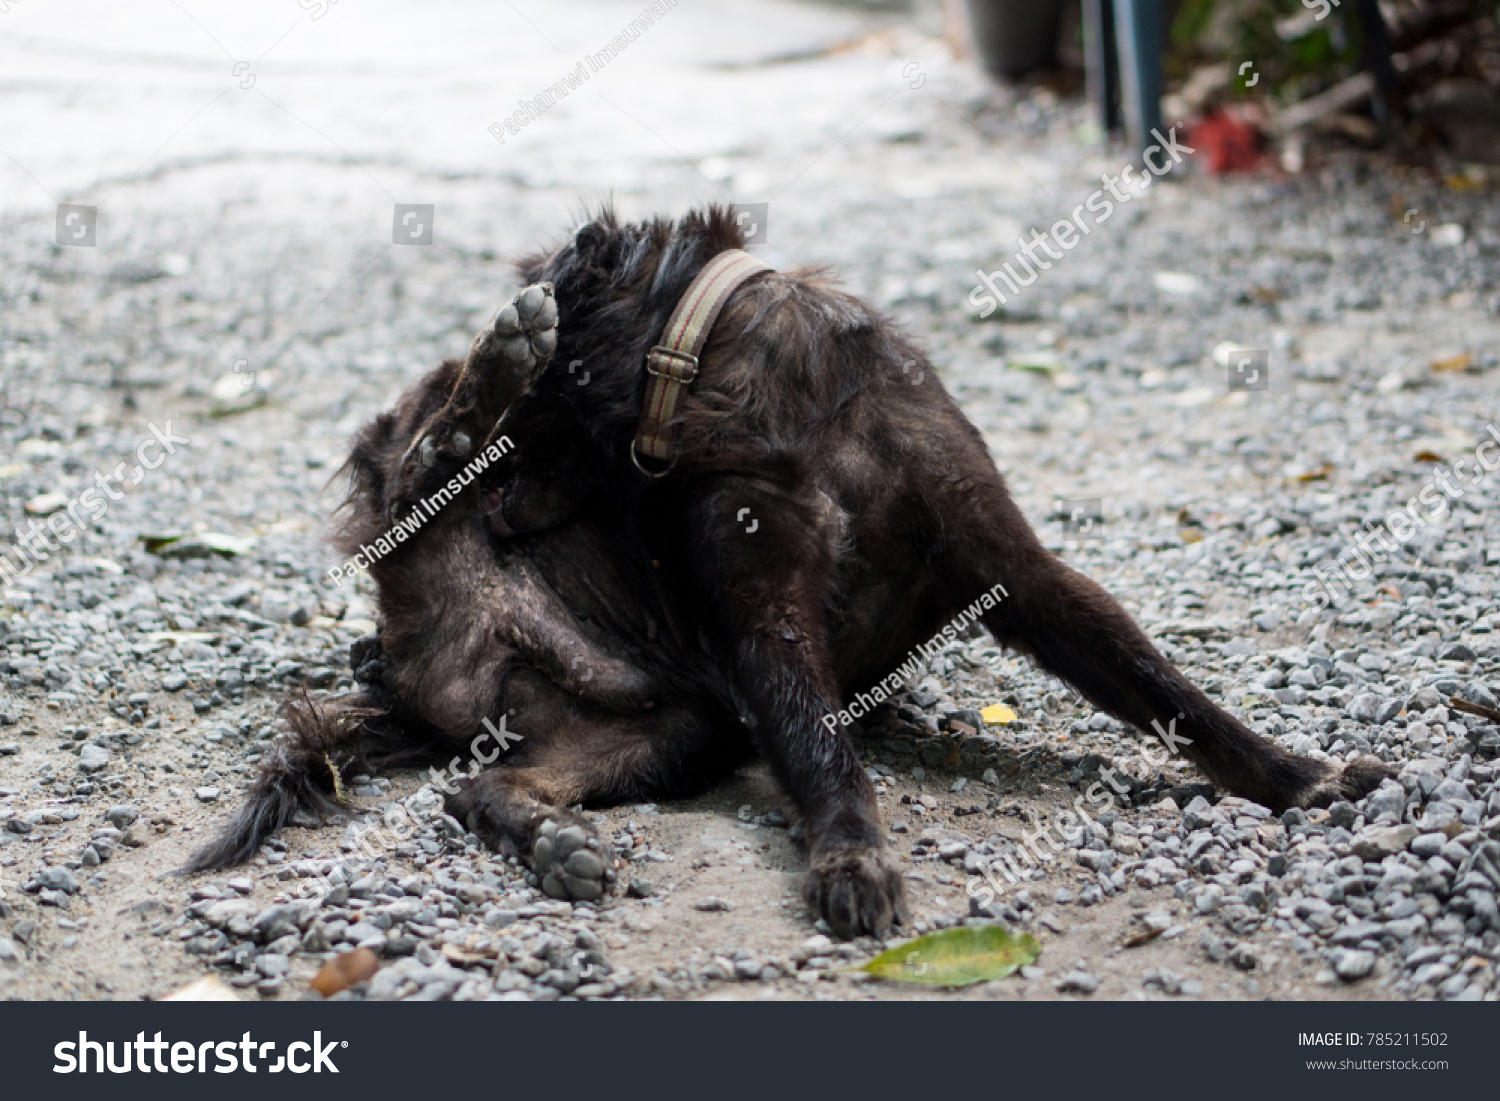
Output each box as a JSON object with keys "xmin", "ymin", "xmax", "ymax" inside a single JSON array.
[
  {"xmin": 533, "ymin": 814, "xmax": 614, "ymax": 902},
  {"xmin": 804, "ymin": 845, "xmax": 907, "ymax": 940},
  {"xmin": 468, "ymin": 282, "xmax": 558, "ymax": 383}
]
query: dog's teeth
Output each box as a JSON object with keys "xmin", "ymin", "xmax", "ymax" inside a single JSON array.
[
  {"xmin": 530, "ymin": 328, "xmax": 557, "ymax": 357},
  {"xmin": 516, "ymin": 284, "xmax": 547, "ymax": 325},
  {"xmin": 491, "ymin": 304, "xmax": 521, "ymax": 337},
  {"xmin": 451, "ymin": 431, "xmax": 471, "ymax": 456},
  {"xmin": 534, "ymin": 296, "xmax": 558, "ymax": 330},
  {"xmin": 419, "ymin": 437, "xmax": 437, "ymax": 468}
]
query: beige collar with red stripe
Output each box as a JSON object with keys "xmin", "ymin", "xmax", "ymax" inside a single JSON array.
[{"xmin": 631, "ymin": 249, "xmax": 773, "ymax": 478}]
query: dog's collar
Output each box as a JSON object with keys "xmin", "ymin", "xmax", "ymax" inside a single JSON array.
[{"xmin": 631, "ymin": 249, "xmax": 772, "ymax": 479}]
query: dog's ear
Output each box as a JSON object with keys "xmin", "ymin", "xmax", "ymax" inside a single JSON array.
[
  {"xmin": 573, "ymin": 221, "xmax": 610, "ymax": 256},
  {"xmin": 571, "ymin": 220, "xmax": 630, "ymax": 280},
  {"xmin": 516, "ymin": 214, "xmax": 616, "ymax": 286}
]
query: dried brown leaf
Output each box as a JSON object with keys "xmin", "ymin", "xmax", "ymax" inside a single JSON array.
[{"xmin": 311, "ymin": 948, "xmax": 380, "ymax": 997}]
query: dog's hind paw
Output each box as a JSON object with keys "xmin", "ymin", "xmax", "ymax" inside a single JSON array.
[
  {"xmin": 469, "ymin": 282, "xmax": 558, "ymax": 380},
  {"xmin": 533, "ymin": 815, "xmax": 614, "ymax": 903},
  {"xmin": 349, "ymin": 633, "xmax": 398, "ymax": 695},
  {"xmin": 805, "ymin": 845, "xmax": 907, "ymax": 940},
  {"xmin": 1292, "ymin": 754, "xmax": 1393, "ymax": 809}
]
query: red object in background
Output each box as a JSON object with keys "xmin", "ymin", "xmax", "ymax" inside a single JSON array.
[{"xmin": 1187, "ymin": 111, "xmax": 1264, "ymax": 173}]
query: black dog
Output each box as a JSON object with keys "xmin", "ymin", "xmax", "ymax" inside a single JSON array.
[{"xmin": 192, "ymin": 206, "xmax": 1388, "ymax": 938}]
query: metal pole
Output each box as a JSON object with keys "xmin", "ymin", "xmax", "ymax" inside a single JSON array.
[
  {"xmin": 1113, "ymin": 0, "xmax": 1163, "ymax": 160},
  {"xmin": 1082, "ymin": 0, "xmax": 1121, "ymax": 135}
]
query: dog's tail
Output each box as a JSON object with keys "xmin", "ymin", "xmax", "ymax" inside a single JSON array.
[{"xmin": 182, "ymin": 690, "xmax": 429, "ymax": 873}]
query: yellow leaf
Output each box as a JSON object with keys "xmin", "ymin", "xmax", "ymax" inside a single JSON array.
[
  {"xmin": 1006, "ymin": 353, "xmax": 1058, "ymax": 374},
  {"xmin": 1430, "ymin": 351, "xmax": 1472, "ymax": 372},
  {"xmin": 1292, "ymin": 463, "xmax": 1334, "ymax": 483},
  {"xmin": 311, "ymin": 948, "xmax": 380, "ymax": 997},
  {"xmin": 441, "ymin": 942, "xmax": 498, "ymax": 965},
  {"xmin": 326, "ymin": 753, "xmax": 350, "ymax": 808},
  {"xmin": 140, "ymin": 532, "xmax": 255, "ymax": 558},
  {"xmin": 980, "ymin": 704, "xmax": 1017, "ymax": 725}
]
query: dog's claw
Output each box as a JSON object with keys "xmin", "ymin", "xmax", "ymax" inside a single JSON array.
[
  {"xmin": 349, "ymin": 633, "xmax": 398, "ymax": 696},
  {"xmin": 1291, "ymin": 754, "xmax": 1393, "ymax": 810},
  {"xmin": 805, "ymin": 845, "xmax": 907, "ymax": 940}
]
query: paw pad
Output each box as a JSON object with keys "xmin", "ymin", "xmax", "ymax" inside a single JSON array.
[
  {"xmin": 474, "ymin": 283, "xmax": 558, "ymax": 375},
  {"xmin": 533, "ymin": 818, "xmax": 613, "ymax": 902}
]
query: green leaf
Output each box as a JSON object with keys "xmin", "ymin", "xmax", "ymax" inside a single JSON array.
[
  {"xmin": 139, "ymin": 532, "xmax": 255, "ymax": 559},
  {"xmin": 857, "ymin": 926, "xmax": 1041, "ymax": 987},
  {"xmin": 139, "ymin": 533, "xmax": 186, "ymax": 554},
  {"xmin": 1006, "ymin": 353, "xmax": 1058, "ymax": 375}
]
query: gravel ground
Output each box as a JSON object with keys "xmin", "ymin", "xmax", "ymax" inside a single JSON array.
[{"xmin": 1, "ymin": 0, "xmax": 1499, "ymax": 1002}]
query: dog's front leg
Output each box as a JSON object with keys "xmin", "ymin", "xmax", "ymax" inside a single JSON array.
[{"xmin": 680, "ymin": 481, "xmax": 906, "ymax": 939}]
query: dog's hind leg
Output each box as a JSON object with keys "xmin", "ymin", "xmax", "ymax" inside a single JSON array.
[
  {"xmin": 343, "ymin": 430, "xmax": 653, "ymax": 744},
  {"xmin": 365, "ymin": 517, "xmax": 657, "ymax": 738},
  {"xmin": 376, "ymin": 282, "xmax": 559, "ymax": 521},
  {"xmin": 925, "ymin": 472, "xmax": 1389, "ymax": 813}
]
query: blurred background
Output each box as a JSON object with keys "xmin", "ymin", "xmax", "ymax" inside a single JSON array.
[{"xmin": 0, "ymin": 0, "xmax": 1497, "ymax": 592}]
